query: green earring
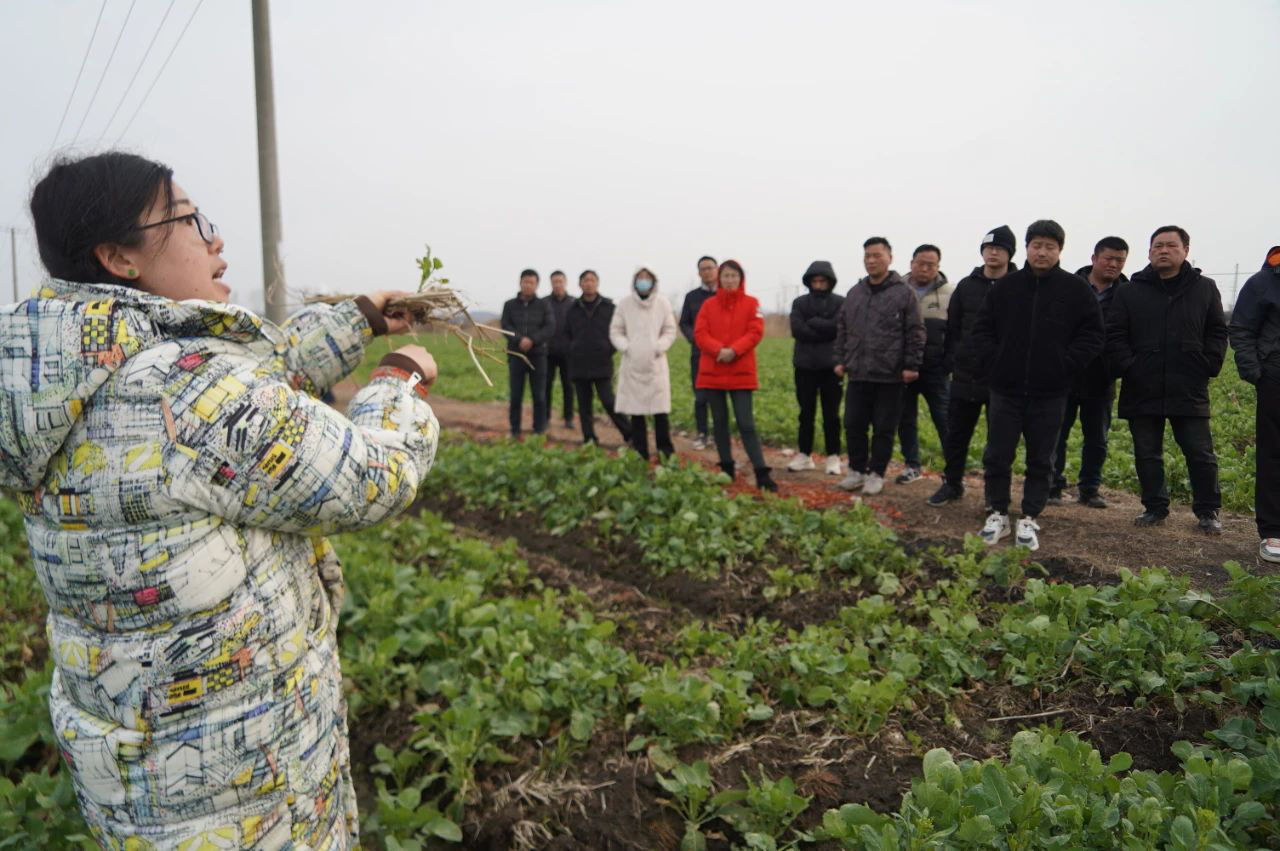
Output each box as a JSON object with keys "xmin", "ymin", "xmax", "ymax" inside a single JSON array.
[{"xmin": 127, "ymin": 269, "xmax": 137, "ymax": 278}]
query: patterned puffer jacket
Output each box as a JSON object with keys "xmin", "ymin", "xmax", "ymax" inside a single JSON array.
[{"xmin": 0, "ymin": 279, "xmax": 438, "ymax": 849}]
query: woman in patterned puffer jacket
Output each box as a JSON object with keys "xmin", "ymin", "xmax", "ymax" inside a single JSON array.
[{"xmin": 0, "ymin": 152, "xmax": 440, "ymax": 849}]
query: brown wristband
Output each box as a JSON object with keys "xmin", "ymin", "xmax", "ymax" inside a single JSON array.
[
  {"xmin": 371, "ymin": 364, "xmax": 430, "ymax": 400},
  {"xmin": 353, "ymin": 295, "xmax": 389, "ymax": 336}
]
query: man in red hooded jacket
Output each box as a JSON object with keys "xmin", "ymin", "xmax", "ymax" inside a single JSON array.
[{"xmin": 694, "ymin": 260, "xmax": 777, "ymax": 491}]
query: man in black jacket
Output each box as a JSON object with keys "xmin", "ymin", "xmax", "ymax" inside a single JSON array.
[
  {"xmin": 679, "ymin": 256, "xmax": 719, "ymax": 449},
  {"xmin": 1049, "ymin": 237, "xmax": 1129, "ymax": 509},
  {"xmin": 834, "ymin": 237, "xmax": 926, "ymax": 496},
  {"xmin": 895, "ymin": 244, "xmax": 953, "ymax": 484},
  {"xmin": 928, "ymin": 225, "xmax": 1016, "ymax": 507},
  {"xmin": 788, "ymin": 260, "xmax": 845, "ymax": 475},
  {"xmin": 501, "ymin": 268, "xmax": 556, "ymax": 436},
  {"xmin": 969, "ymin": 220, "xmax": 1105, "ymax": 551},
  {"xmin": 566, "ymin": 270, "xmax": 632, "ymax": 445},
  {"xmin": 543, "ymin": 270, "xmax": 577, "ymax": 428},
  {"xmin": 1108, "ymin": 225, "xmax": 1228, "ymax": 534},
  {"xmin": 1230, "ymin": 246, "xmax": 1280, "ymax": 563}
]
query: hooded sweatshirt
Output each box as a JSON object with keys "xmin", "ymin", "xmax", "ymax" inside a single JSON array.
[
  {"xmin": 790, "ymin": 260, "xmax": 845, "ymax": 371},
  {"xmin": 694, "ymin": 271, "xmax": 765, "ymax": 391},
  {"xmin": 0, "ymin": 279, "xmax": 438, "ymax": 847},
  {"xmin": 609, "ymin": 282, "xmax": 678, "ymax": 414}
]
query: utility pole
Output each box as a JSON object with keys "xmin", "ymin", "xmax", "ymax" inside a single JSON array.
[
  {"xmin": 252, "ymin": 0, "xmax": 286, "ymax": 325},
  {"xmin": 9, "ymin": 228, "xmax": 17, "ymax": 302}
]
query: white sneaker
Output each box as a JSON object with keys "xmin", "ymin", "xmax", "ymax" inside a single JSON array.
[
  {"xmin": 1016, "ymin": 517, "xmax": 1041, "ymax": 551},
  {"xmin": 787, "ymin": 454, "xmax": 816, "ymax": 472},
  {"xmin": 825, "ymin": 455, "xmax": 843, "ymax": 476},
  {"xmin": 692, "ymin": 435, "xmax": 708, "ymax": 451},
  {"xmin": 1262, "ymin": 538, "xmax": 1280, "ymax": 564},
  {"xmin": 863, "ymin": 473, "xmax": 884, "ymax": 495},
  {"xmin": 838, "ymin": 470, "xmax": 865, "ymax": 491},
  {"xmin": 980, "ymin": 512, "xmax": 1010, "ymax": 545}
]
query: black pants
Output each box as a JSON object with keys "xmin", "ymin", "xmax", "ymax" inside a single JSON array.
[
  {"xmin": 629, "ymin": 414, "xmax": 674, "ymax": 460},
  {"xmin": 1259, "ymin": 375, "xmax": 1280, "ymax": 538},
  {"xmin": 983, "ymin": 391, "xmax": 1067, "ymax": 517},
  {"xmin": 898, "ymin": 371, "xmax": 950, "ymax": 469},
  {"xmin": 706, "ymin": 389, "xmax": 768, "ymax": 470},
  {"xmin": 508, "ymin": 353, "xmax": 548, "ymax": 435},
  {"xmin": 691, "ymin": 355, "xmax": 709, "ymax": 437},
  {"xmin": 545, "ymin": 352, "xmax": 574, "ymax": 423},
  {"xmin": 573, "ymin": 377, "xmax": 631, "ymax": 445},
  {"xmin": 1051, "ymin": 394, "xmax": 1112, "ymax": 495},
  {"xmin": 1128, "ymin": 415, "xmax": 1221, "ymax": 517},
  {"xmin": 844, "ymin": 381, "xmax": 904, "ymax": 476},
  {"xmin": 942, "ymin": 394, "xmax": 987, "ymax": 488},
  {"xmin": 794, "ymin": 368, "xmax": 842, "ymax": 455}
]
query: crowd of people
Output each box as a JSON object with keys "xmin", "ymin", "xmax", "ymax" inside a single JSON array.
[{"xmin": 502, "ymin": 223, "xmax": 1280, "ymax": 562}]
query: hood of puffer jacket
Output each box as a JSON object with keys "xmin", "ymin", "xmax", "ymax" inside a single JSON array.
[
  {"xmin": 629, "ymin": 272, "xmax": 663, "ymax": 306},
  {"xmin": 801, "ymin": 260, "xmax": 839, "ymax": 293},
  {"xmin": 0, "ymin": 278, "xmax": 281, "ymax": 492}
]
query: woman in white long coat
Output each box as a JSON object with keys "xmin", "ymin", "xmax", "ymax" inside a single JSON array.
[{"xmin": 609, "ymin": 267, "xmax": 678, "ymax": 459}]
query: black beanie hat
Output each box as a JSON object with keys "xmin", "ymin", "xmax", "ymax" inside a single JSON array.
[{"xmin": 981, "ymin": 225, "xmax": 1016, "ymax": 259}]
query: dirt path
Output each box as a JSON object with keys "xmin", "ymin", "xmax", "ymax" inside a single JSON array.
[{"xmin": 332, "ymin": 383, "xmax": 1272, "ymax": 588}]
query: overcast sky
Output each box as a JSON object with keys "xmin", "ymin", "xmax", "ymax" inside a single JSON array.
[{"xmin": 3, "ymin": 0, "xmax": 1278, "ymax": 316}]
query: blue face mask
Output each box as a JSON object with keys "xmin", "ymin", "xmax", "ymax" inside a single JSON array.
[{"xmin": 634, "ymin": 279, "xmax": 654, "ymax": 295}]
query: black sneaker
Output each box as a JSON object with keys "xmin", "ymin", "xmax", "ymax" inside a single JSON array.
[
  {"xmin": 1196, "ymin": 512, "xmax": 1223, "ymax": 535},
  {"xmin": 1134, "ymin": 510, "xmax": 1168, "ymax": 527},
  {"xmin": 1077, "ymin": 492, "xmax": 1108, "ymax": 509},
  {"xmin": 927, "ymin": 483, "xmax": 963, "ymax": 507},
  {"xmin": 1046, "ymin": 488, "xmax": 1064, "ymax": 506}
]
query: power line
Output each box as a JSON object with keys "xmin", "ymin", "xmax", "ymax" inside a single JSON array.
[
  {"xmin": 115, "ymin": 0, "xmax": 205, "ymax": 144},
  {"xmin": 50, "ymin": 0, "xmax": 110, "ymax": 149},
  {"xmin": 68, "ymin": 0, "xmax": 139, "ymax": 147},
  {"xmin": 95, "ymin": 0, "xmax": 179, "ymax": 144}
]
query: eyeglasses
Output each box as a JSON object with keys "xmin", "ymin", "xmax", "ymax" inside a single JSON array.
[{"xmin": 136, "ymin": 208, "xmax": 219, "ymax": 244}]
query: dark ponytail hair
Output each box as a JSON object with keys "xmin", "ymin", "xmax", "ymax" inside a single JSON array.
[{"xmin": 30, "ymin": 151, "xmax": 175, "ymax": 285}]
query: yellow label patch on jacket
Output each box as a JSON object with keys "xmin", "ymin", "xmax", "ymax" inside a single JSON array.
[
  {"xmin": 167, "ymin": 677, "xmax": 204, "ymax": 705},
  {"xmin": 257, "ymin": 443, "xmax": 294, "ymax": 478}
]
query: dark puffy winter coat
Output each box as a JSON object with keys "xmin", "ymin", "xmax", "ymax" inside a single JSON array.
[
  {"xmin": 969, "ymin": 264, "xmax": 1104, "ymax": 398},
  {"xmin": 833, "ymin": 272, "xmax": 926, "ymax": 383},
  {"xmin": 545, "ymin": 292, "xmax": 576, "ymax": 356},
  {"xmin": 565, "ymin": 295, "xmax": 618, "ymax": 380},
  {"xmin": 1107, "ymin": 262, "xmax": 1228, "ymax": 418},
  {"xmin": 1070, "ymin": 265, "xmax": 1127, "ymax": 400},
  {"xmin": 500, "ymin": 294, "xmax": 555, "ymax": 354},
  {"xmin": 1230, "ymin": 252, "xmax": 1280, "ymax": 386},
  {"xmin": 909, "ymin": 274, "xmax": 953, "ymax": 374},
  {"xmin": 945, "ymin": 265, "xmax": 1015, "ymax": 401},
  {"xmin": 790, "ymin": 260, "xmax": 845, "ymax": 371}
]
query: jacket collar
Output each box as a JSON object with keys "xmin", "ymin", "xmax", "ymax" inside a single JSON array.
[{"xmin": 39, "ymin": 278, "xmax": 278, "ymax": 345}]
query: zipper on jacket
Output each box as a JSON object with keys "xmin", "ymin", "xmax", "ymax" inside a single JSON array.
[{"xmin": 1023, "ymin": 277, "xmax": 1040, "ymax": 393}]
